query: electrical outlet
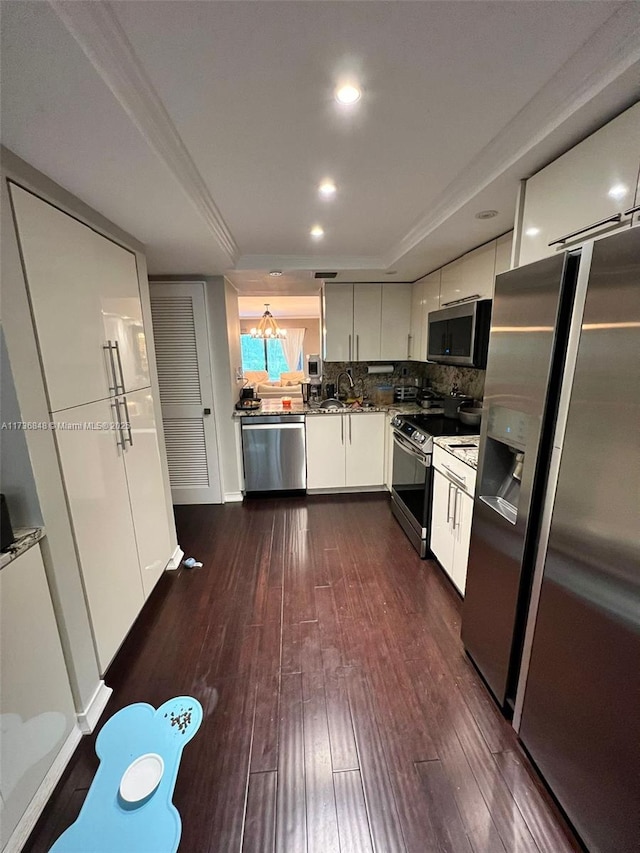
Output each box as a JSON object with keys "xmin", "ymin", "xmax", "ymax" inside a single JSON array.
[
  {"xmin": 235, "ymin": 367, "xmax": 244, "ymax": 382},
  {"xmin": 401, "ymin": 366, "xmax": 409, "ymax": 377}
]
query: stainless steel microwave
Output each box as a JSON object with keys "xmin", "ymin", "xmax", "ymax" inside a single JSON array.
[{"xmin": 427, "ymin": 299, "xmax": 492, "ymax": 368}]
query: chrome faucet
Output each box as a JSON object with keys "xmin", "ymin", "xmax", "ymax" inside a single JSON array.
[{"xmin": 335, "ymin": 370, "xmax": 355, "ymax": 399}]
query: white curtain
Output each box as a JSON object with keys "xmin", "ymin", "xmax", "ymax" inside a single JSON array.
[{"xmin": 281, "ymin": 328, "xmax": 305, "ymax": 371}]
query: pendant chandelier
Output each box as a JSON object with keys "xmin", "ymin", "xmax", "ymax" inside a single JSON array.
[{"xmin": 250, "ymin": 304, "xmax": 286, "ymax": 339}]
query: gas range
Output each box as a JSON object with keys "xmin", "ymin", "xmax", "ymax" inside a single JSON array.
[{"xmin": 391, "ymin": 412, "xmax": 479, "ymax": 451}]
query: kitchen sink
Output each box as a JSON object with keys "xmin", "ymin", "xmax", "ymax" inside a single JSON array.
[{"xmin": 319, "ymin": 398, "xmax": 346, "ymax": 410}]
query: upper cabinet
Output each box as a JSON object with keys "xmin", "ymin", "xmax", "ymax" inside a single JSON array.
[
  {"xmin": 324, "ymin": 283, "xmax": 412, "ymax": 362},
  {"xmin": 9, "ymin": 183, "xmax": 149, "ymax": 412},
  {"xmin": 409, "ymin": 270, "xmax": 440, "ymax": 361},
  {"xmin": 381, "ymin": 284, "xmax": 412, "ymax": 361},
  {"xmin": 518, "ymin": 102, "xmax": 640, "ymax": 266},
  {"xmin": 494, "ymin": 231, "xmax": 513, "ymax": 277},
  {"xmin": 440, "ymin": 241, "xmax": 497, "ymax": 306}
]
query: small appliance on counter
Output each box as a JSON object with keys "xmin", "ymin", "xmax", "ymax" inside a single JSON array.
[
  {"xmin": 235, "ymin": 385, "xmax": 261, "ymax": 411},
  {"xmin": 442, "ymin": 385, "xmax": 473, "ymax": 418},
  {"xmin": 418, "ymin": 388, "xmax": 443, "ymax": 409},
  {"xmin": 306, "ymin": 353, "xmax": 323, "ymax": 408},
  {"xmin": 393, "ymin": 383, "xmax": 418, "ymax": 403}
]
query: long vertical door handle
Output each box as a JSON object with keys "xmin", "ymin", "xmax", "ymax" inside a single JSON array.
[
  {"xmin": 356, "ymin": 334, "xmax": 360, "ymax": 361},
  {"xmin": 112, "ymin": 397, "xmax": 126, "ymax": 450},
  {"xmin": 113, "ymin": 340, "xmax": 126, "ymax": 394},
  {"xmin": 446, "ymin": 481, "xmax": 454, "ymax": 522},
  {"xmin": 120, "ymin": 395, "xmax": 134, "ymax": 447},
  {"xmin": 452, "ymin": 487, "xmax": 459, "ymax": 530},
  {"xmin": 341, "ymin": 415, "xmax": 344, "ymax": 445},
  {"xmin": 103, "ymin": 341, "xmax": 119, "ymax": 394},
  {"xmin": 348, "ymin": 334, "xmax": 352, "ymax": 362},
  {"xmin": 349, "ymin": 414, "xmax": 352, "ymax": 444},
  {"xmin": 407, "ymin": 333, "xmax": 412, "ymax": 359}
]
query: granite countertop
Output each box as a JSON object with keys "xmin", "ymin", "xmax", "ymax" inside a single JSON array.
[
  {"xmin": 433, "ymin": 435, "xmax": 480, "ymax": 470},
  {"xmin": 234, "ymin": 401, "xmax": 428, "ymax": 418},
  {"xmin": 0, "ymin": 527, "xmax": 45, "ymax": 570}
]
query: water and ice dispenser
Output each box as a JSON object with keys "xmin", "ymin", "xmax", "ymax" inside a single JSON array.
[{"xmin": 478, "ymin": 406, "xmax": 531, "ymax": 525}]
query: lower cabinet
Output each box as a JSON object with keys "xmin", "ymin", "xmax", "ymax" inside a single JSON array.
[
  {"xmin": 0, "ymin": 544, "xmax": 76, "ymax": 851},
  {"xmin": 54, "ymin": 389, "xmax": 171, "ymax": 672},
  {"xmin": 306, "ymin": 413, "xmax": 386, "ymax": 490},
  {"xmin": 430, "ymin": 448, "xmax": 476, "ymax": 595}
]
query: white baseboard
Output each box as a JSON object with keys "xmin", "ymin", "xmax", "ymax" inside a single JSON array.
[
  {"xmin": 224, "ymin": 491, "xmax": 243, "ymax": 503},
  {"xmin": 77, "ymin": 680, "xmax": 112, "ymax": 734},
  {"xmin": 307, "ymin": 485, "xmax": 388, "ymax": 495},
  {"xmin": 166, "ymin": 545, "xmax": 184, "ymax": 571},
  {"xmin": 4, "ymin": 724, "xmax": 83, "ymax": 853}
]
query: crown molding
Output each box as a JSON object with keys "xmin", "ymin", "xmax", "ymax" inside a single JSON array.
[
  {"xmin": 385, "ymin": 4, "xmax": 640, "ymax": 268},
  {"xmin": 50, "ymin": 0, "xmax": 239, "ymax": 265}
]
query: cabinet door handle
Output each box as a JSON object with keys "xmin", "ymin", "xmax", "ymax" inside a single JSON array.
[
  {"xmin": 440, "ymin": 293, "xmax": 481, "ymax": 307},
  {"xmin": 452, "ymin": 487, "xmax": 459, "ymax": 529},
  {"xmin": 349, "ymin": 414, "xmax": 352, "ymax": 444},
  {"xmin": 407, "ymin": 333, "xmax": 412, "ymax": 359},
  {"xmin": 103, "ymin": 341, "xmax": 120, "ymax": 395},
  {"xmin": 341, "ymin": 415, "xmax": 344, "ymax": 445},
  {"xmin": 623, "ymin": 204, "xmax": 640, "ymax": 216},
  {"xmin": 112, "ymin": 398, "xmax": 126, "ymax": 450},
  {"xmin": 113, "ymin": 340, "xmax": 126, "ymax": 394},
  {"xmin": 348, "ymin": 334, "xmax": 352, "ymax": 362},
  {"xmin": 548, "ymin": 213, "xmax": 622, "ymax": 246},
  {"xmin": 120, "ymin": 396, "xmax": 134, "ymax": 447},
  {"xmin": 446, "ymin": 481, "xmax": 454, "ymax": 523},
  {"xmin": 442, "ymin": 463, "xmax": 466, "ymax": 487},
  {"xmin": 356, "ymin": 334, "xmax": 360, "ymax": 361}
]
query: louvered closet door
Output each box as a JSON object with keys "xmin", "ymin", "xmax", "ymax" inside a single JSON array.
[{"xmin": 149, "ymin": 282, "xmax": 222, "ymax": 504}]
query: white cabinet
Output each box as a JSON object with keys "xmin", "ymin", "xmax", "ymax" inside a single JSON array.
[
  {"xmin": 519, "ymin": 102, "xmax": 640, "ymax": 266},
  {"xmin": 9, "ymin": 185, "xmax": 173, "ymax": 674},
  {"xmin": 381, "ymin": 284, "xmax": 412, "ymax": 360},
  {"xmin": 439, "ymin": 257, "xmax": 465, "ymax": 308},
  {"xmin": 306, "ymin": 413, "xmax": 386, "ymax": 490},
  {"xmin": 121, "ymin": 388, "xmax": 173, "ymax": 596},
  {"xmin": 0, "ymin": 544, "xmax": 76, "ymax": 850},
  {"xmin": 494, "ymin": 232, "xmax": 513, "ymax": 277},
  {"xmin": 323, "ymin": 284, "xmax": 412, "ymax": 362},
  {"xmin": 353, "ymin": 284, "xmax": 381, "ymax": 361},
  {"xmin": 440, "ymin": 242, "xmax": 496, "ymax": 307},
  {"xmin": 409, "ymin": 270, "xmax": 440, "ymax": 361},
  {"xmin": 10, "ymin": 184, "xmax": 149, "ymax": 411},
  {"xmin": 430, "ymin": 446, "xmax": 477, "ymax": 595},
  {"xmin": 54, "ymin": 398, "xmax": 145, "ymax": 671},
  {"xmin": 306, "ymin": 415, "xmax": 345, "ymax": 490},
  {"xmin": 323, "ymin": 283, "xmax": 353, "ymax": 362}
]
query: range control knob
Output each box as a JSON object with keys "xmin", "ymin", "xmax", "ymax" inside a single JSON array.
[
  {"xmin": 414, "ymin": 431, "xmax": 426, "ymax": 444},
  {"xmin": 391, "ymin": 416, "xmax": 401, "ymax": 427}
]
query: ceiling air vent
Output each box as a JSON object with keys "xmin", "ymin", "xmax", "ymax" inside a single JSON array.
[{"xmin": 314, "ymin": 271, "xmax": 338, "ymax": 279}]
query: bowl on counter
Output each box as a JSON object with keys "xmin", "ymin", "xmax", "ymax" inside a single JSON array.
[{"xmin": 458, "ymin": 406, "xmax": 483, "ymax": 426}]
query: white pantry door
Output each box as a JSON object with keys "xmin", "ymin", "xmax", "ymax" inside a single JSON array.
[{"xmin": 149, "ymin": 282, "xmax": 222, "ymax": 504}]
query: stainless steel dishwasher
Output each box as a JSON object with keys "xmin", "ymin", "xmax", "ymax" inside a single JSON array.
[{"xmin": 241, "ymin": 415, "xmax": 306, "ymax": 493}]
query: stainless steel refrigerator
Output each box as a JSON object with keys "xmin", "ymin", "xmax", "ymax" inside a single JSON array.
[{"xmin": 462, "ymin": 227, "xmax": 639, "ymax": 853}]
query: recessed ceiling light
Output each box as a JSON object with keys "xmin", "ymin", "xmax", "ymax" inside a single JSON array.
[
  {"xmin": 269, "ymin": 270, "xmax": 283, "ymax": 277},
  {"xmin": 475, "ymin": 209, "xmax": 499, "ymax": 220},
  {"xmin": 335, "ymin": 84, "xmax": 361, "ymax": 105},
  {"xmin": 525, "ymin": 227, "xmax": 541, "ymax": 237},
  {"xmin": 310, "ymin": 225, "xmax": 324, "ymax": 239},
  {"xmin": 608, "ymin": 183, "xmax": 628, "ymax": 200},
  {"xmin": 319, "ymin": 180, "xmax": 337, "ymax": 198}
]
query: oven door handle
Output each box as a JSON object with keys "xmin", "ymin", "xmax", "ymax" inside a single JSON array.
[{"xmin": 393, "ymin": 431, "xmax": 430, "ymax": 467}]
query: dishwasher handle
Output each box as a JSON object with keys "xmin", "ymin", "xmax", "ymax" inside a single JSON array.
[{"xmin": 241, "ymin": 423, "xmax": 305, "ymax": 431}]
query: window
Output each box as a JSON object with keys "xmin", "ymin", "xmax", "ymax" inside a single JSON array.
[{"xmin": 240, "ymin": 335, "xmax": 302, "ymax": 381}]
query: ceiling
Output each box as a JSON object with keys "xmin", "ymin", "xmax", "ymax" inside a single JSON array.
[
  {"xmin": 2, "ymin": 2, "xmax": 640, "ymax": 294},
  {"xmin": 238, "ymin": 295, "xmax": 321, "ymax": 320}
]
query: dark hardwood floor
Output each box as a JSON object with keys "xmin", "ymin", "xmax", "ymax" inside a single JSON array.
[{"xmin": 24, "ymin": 494, "xmax": 581, "ymax": 852}]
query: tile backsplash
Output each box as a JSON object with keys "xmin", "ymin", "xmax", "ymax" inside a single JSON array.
[{"xmin": 323, "ymin": 361, "xmax": 485, "ymax": 402}]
